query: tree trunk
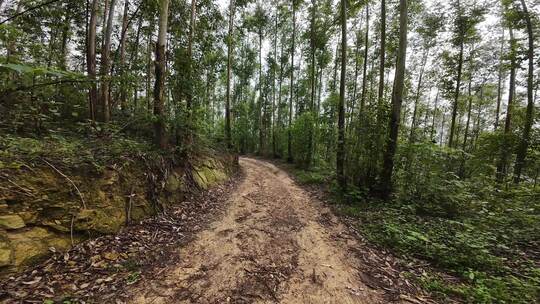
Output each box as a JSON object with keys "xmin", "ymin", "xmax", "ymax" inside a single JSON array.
[
  {"xmin": 258, "ymin": 30, "xmax": 264, "ymax": 154},
  {"xmin": 350, "ymin": 30, "xmax": 361, "ymax": 125},
  {"xmin": 225, "ymin": 0, "xmax": 234, "ymax": 149},
  {"xmin": 118, "ymin": 0, "xmax": 129, "ymax": 115},
  {"xmin": 494, "ymin": 27, "xmax": 505, "ymax": 130},
  {"xmin": 377, "ymin": 0, "xmax": 386, "ymax": 120},
  {"xmin": 462, "ymin": 74, "xmax": 473, "ymax": 151},
  {"xmin": 496, "ymin": 27, "xmax": 516, "ymax": 183},
  {"xmin": 513, "ymin": 0, "xmax": 534, "ymax": 183},
  {"xmin": 380, "ymin": 0, "xmax": 408, "ymax": 198},
  {"xmin": 307, "ymin": 0, "xmax": 317, "ymax": 168},
  {"xmin": 131, "ymin": 14, "xmax": 143, "ymax": 112},
  {"xmin": 146, "ymin": 22, "xmax": 154, "ymax": 112},
  {"xmin": 359, "ymin": 4, "xmax": 369, "ymax": 116},
  {"xmin": 276, "ymin": 40, "xmax": 285, "ymax": 157},
  {"xmin": 430, "ymin": 89, "xmax": 440, "ymax": 141},
  {"xmin": 287, "ymin": 0, "xmax": 296, "ymax": 162},
  {"xmin": 154, "ymin": 0, "xmax": 169, "ymax": 149},
  {"xmin": 449, "ymin": 41, "xmax": 464, "ymax": 148},
  {"xmin": 60, "ymin": 3, "xmax": 72, "ymax": 69},
  {"xmin": 187, "ymin": 0, "xmax": 196, "ymax": 113},
  {"xmin": 99, "ymin": 0, "xmax": 117, "ymax": 122},
  {"xmin": 409, "ymin": 49, "xmax": 428, "ymax": 143},
  {"xmin": 86, "ymin": 0, "xmax": 99, "ymax": 121},
  {"xmin": 272, "ymin": 10, "xmax": 278, "ymax": 158},
  {"xmin": 336, "ymin": 0, "xmax": 347, "ymax": 190}
]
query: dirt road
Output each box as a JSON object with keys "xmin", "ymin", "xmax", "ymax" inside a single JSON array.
[{"xmin": 130, "ymin": 158, "xmax": 385, "ymax": 303}]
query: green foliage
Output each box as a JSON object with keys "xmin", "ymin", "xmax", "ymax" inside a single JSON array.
[
  {"xmin": 289, "ymin": 140, "xmax": 540, "ymax": 303},
  {"xmin": 291, "ymin": 112, "xmax": 315, "ymax": 167}
]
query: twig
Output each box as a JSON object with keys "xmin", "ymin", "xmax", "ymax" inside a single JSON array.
[
  {"xmin": 42, "ymin": 158, "xmax": 87, "ymax": 209},
  {"xmin": 1, "ymin": 79, "xmax": 92, "ymax": 97},
  {"xmin": 1, "ymin": 177, "xmax": 35, "ymax": 197},
  {"xmin": 127, "ymin": 186, "xmax": 134, "ymax": 225},
  {"xmin": 70, "ymin": 215, "xmax": 75, "ymax": 246},
  {"xmin": 0, "ymin": 0, "xmax": 73, "ymax": 25}
]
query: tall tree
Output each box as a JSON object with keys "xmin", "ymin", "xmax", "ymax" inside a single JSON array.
[
  {"xmin": 307, "ymin": 0, "xmax": 317, "ymax": 168},
  {"xmin": 448, "ymin": 0, "xmax": 465, "ymax": 148},
  {"xmin": 118, "ymin": 0, "xmax": 130, "ymax": 115},
  {"xmin": 359, "ymin": 3, "xmax": 369, "ymax": 115},
  {"xmin": 496, "ymin": 26, "xmax": 516, "ymax": 182},
  {"xmin": 380, "ymin": 0, "xmax": 408, "ymax": 197},
  {"xmin": 288, "ymin": 0, "xmax": 297, "ymax": 162},
  {"xmin": 99, "ymin": 0, "xmax": 117, "ymax": 122},
  {"xmin": 336, "ymin": 0, "xmax": 347, "ymax": 190},
  {"xmin": 225, "ymin": 0, "xmax": 235, "ymax": 149},
  {"xmin": 377, "ymin": 0, "xmax": 386, "ymax": 119},
  {"xmin": 494, "ymin": 26, "xmax": 505, "ymax": 130},
  {"xmin": 86, "ymin": 0, "xmax": 99, "ymax": 121},
  {"xmin": 187, "ymin": 0, "xmax": 197, "ymax": 113},
  {"xmin": 513, "ymin": 0, "xmax": 534, "ymax": 183},
  {"xmin": 154, "ymin": 0, "xmax": 169, "ymax": 149}
]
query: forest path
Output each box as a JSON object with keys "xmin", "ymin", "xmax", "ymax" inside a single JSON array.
[{"xmin": 130, "ymin": 158, "xmax": 385, "ymax": 304}]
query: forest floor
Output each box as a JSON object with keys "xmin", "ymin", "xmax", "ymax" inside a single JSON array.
[
  {"xmin": 1, "ymin": 157, "xmax": 431, "ymax": 303},
  {"xmin": 127, "ymin": 158, "xmax": 428, "ymax": 304}
]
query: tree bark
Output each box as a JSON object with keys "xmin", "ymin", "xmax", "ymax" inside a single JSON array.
[
  {"xmin": 154, "ymin": 0, "xmax": 169, "ymax": 149},
  {"xmin": 380, "ymin": 0, "xmax": 408, "ymax": 198}
]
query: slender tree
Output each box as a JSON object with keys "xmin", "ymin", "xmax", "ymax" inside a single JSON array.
[
  {"xmin": 336, "ymin": 0, "xmax": 347, "ymax": 190},
  {"xmin": 380, "ymin": 0, "xmax": 408, "ymax": 197},
  {"xmin": 288, "ymin": 0, "xmax": 297, "ymax": 162},
  {"xmin": 513, "ymin": 0, "xmax": 534, "ymax": 183},
  {"xmin": 377, "ymin": 0, "xmax": 386, "ymax": 120},
  {"xmin": 99, "ymin": 0, "xmax": 117, "ymax": 122},
  {"xmin": 118, "ymin": 0, "xmax": 130, "ymax": 115},
  {"xmin": 154, "ymin": 0, "xmax": 169, "ymax": 149},
  {"xmin": 496, "ymin": 26, "xmax": 516, "ymax": 182},
  {"xmin": 448, "ymin": 0, "xmax": 465, "ymax": 148},
  {"xmin": 86, "ymin": 0, "xmax": 99, "ymax": 121},
  {"xmin": 225, "ymin": 0, "xmax": 234, "ymax": 149}
]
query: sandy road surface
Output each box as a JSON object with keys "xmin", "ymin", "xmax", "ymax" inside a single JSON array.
[{"xmin": 130, "ymin": 158, "xmax": 385, "ymax": 304}]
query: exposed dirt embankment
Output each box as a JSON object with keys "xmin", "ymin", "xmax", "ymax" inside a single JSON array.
[{"xmin": 0, "ymin": 136, "xmax": 237, "ymax": 276}]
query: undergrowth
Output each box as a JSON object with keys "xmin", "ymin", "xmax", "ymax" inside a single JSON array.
[{"xmin": 287, "ymin": 163, "xmax": 540, "ymax": 303}]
